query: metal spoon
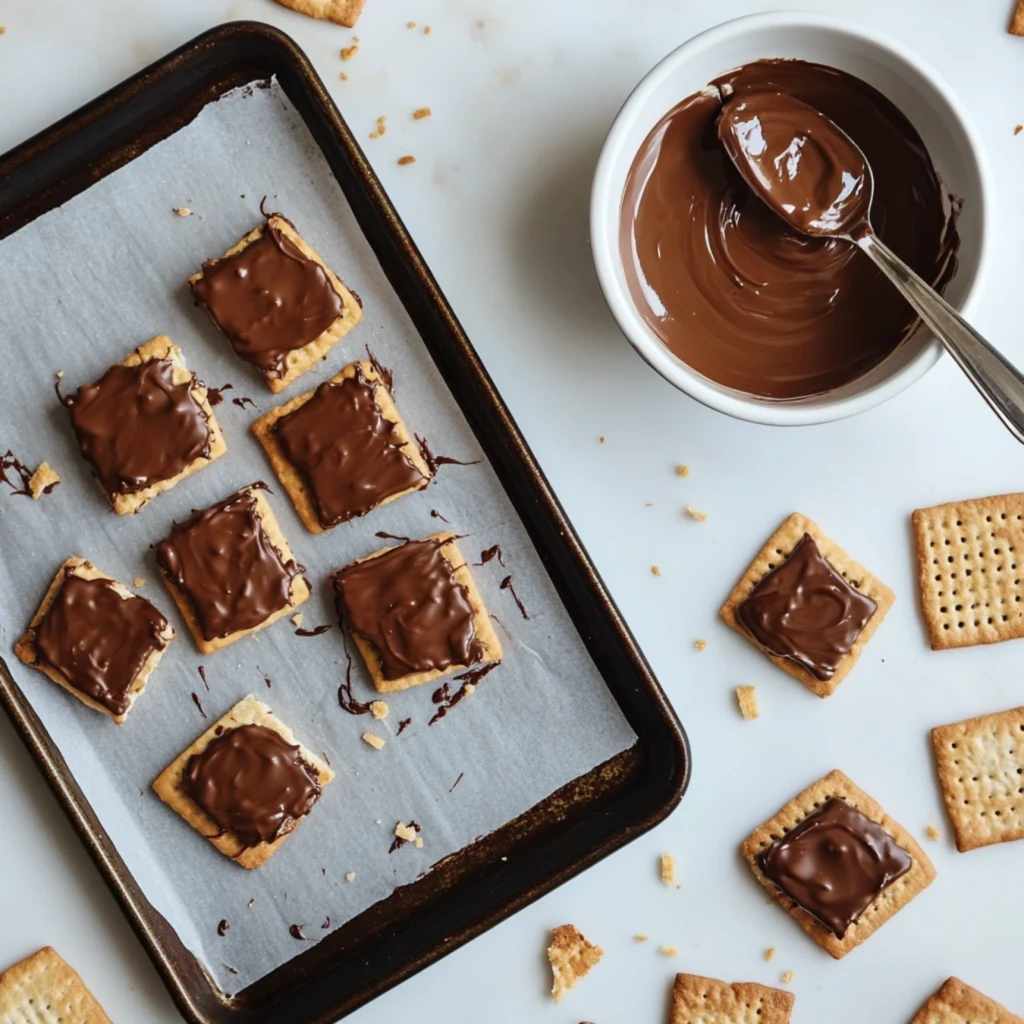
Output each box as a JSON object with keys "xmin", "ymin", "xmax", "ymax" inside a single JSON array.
[{"xmin": 717, "ymin": 90, "xmax": 1024, "ymax": 442}]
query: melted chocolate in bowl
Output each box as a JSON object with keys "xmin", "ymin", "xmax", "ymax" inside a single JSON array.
[{"xmin": 620, "ymin": 59, "xmax": 960, "ymax": 400}]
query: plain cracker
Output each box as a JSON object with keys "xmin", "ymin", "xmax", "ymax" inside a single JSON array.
[
  {"xmin": 932, "ymin": 705, "xmax": 1024, "ymax": 852},
  {"xmin": 0, "ymin": 946, "xmax": 112, "ymax": 1024},
  {"xmin": 670, "ymin": 973, "xmax": 794, "ymax": 1024},
  {"xmin": 909, "ymin": 976, "xmax": 1023, "ymax": 1023},
  {"xmin": 740, "ymin": 769, "xmax": 935, "ymax": 959},
  {"xmin": 152, "ymin": 694, "xmax": 333, "ymax": 869},
  {"xmin": 720, "ymin": 513, "xmax": 894, "ymax": 698},
  {"xmin": 911, "ymin": 493, "xmax": 1024, "ymax": 650},
  {"xmin": 251, "ymin": 359, "xmax": 429, "ymax": 533}
]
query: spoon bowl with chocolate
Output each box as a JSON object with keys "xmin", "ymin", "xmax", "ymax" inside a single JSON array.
[{"xmin": 718, "ymin": 89, "xmax": 1024, "ymax": 443}]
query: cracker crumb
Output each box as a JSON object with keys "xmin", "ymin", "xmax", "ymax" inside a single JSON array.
[
  {"xmin": 736, "ymin": 685, "xmax": 759, "ymax": 720},
  {"xmin": 1012, "ymin": 0, "xmax": 1024, "ymax": 35},
  {"xmin": 651, "ymin": 566, "xmax": 661, "ymax": 577},
  {"xmin": 781, "ymin": 970, "xmax": 794, "ymax": 984},
  {"xmin": 346, "ymin": 871, "xmax": 356, "ymax": 882},
  {"xmin": 173, "ymin": 207, "xmax": 193, "ymax": 217},
  {"xmin": 547, "ymin": 924, "xmax": 603, "ymax": 1003},
  {"xmin": 423, "ymin": 24, "xmax": 431, "ymax": 34},
  {"xmin": 463, "ymin": 682, "xmax": 476, "ymax": 696},
  {"xmin": 660, "ymin": 852, "xmax": 676, "ymax": 885},
  {"xmin": 659, "ymin": 945, "xmax": 678, "ymax": 957},
  {"xmin": 134, "ymin": 577, "xmax": 146, "ymax": 588},
  {"xmin": 340, "ymin": 44, "xmax": 359, "ymax": 60},
  {"xmin": 394, "ymin": 822, "xmax": 418, "ymax": 843},
  {"xmin": 685, "ymin": 504, "xmax": 707, "ymax": 522},
  {"xmin": 926, "ymin": 825, "xmax": 940, "ymax": 840},
  {"xmin": 291, "ymin": 613, "xmax": 304, "ymax": 628},
  {"xmin": 413, "ymin": 106, "xmax": 432, "ymax": 120},
  {"xmin": 414, "ymin": 837, "xmax": 423, "ymax": 848},
  {"xmin": 370, "ymin": 700, "xmax": 389, "ymax": 720},
  {"xmin": 634, "ymin": 934, "xmax": 648, "ymax": 943},
  {"xmin": 397, "ymin": 155, "xmax": 416, "ymax": 166},
  {"xmin": 0, "ymin": 27, "xmax": 6, "ymax": 35},
  {"xmin": 339, "ymin": 72, "xmax": 349, "ymax": 81},
  {"xmin": 675, "ymin": 464, "xmax": 690, "ymax": 477},
  {"xmin": 1016, "ymin": 125, "xmax": 1023, "ymax": 136},
  {"xmin": 369, "ymin": 114, "xmax": 387, "ymax": 139},
  {"xmin": 28, "ymin": 462, "xmax": 60, "ymax": 499},
  {"xmin": 598, "ymin": 436, "xmax": 606, "ymax": 444},
  {"xmin": 362, "ymin": 732, "xmax": 385, "ymax": 750},
  {"xmin": 406, "ymin": 20, "xmax": 416, "ymax": 28},
  {"xmin": 694, "ymin": 639, "xmax": 707, "ymax": 652},
  {"xmin": 644, "ymin": 501, "xmax": 653, "ymax": 507},
  {"xmin": 764, "ymin": 946, "xmax": 775, "ymax": 961}
]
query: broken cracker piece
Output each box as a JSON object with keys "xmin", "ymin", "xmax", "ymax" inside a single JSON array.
[
  {"xmin": 764, "ymin": 947, "xmax": 775, "ymax": 961},
  {"xmin": 1011, "ymin": 0, "xmax": 1024, "ymax": 36},
  {"xmin": 395, "ymin": 822, "xmax": 418, "ymax": 843},
  {"xmin": 362, "ymin": 732, "xmax": 385, "ymax": 750},
  {"xmin": 736, "ymin": 685, "xmax": 759, "ymax": 720},
  {"xmin": 291, "ymin": 613, "xmax": 304, "ymax": 628},
  {"xmin": 274, "ymin": 0, "xmax": 365, "ymax": 27},
  {"xmin": 694, "ymin": 639, "xmax": 707, "ymax": 651},
  {"xmin": 345, "ymin": 871, "xmax": 356, "ymax": 881},
  {"xmin": 675, "ymin": 464, "xmax": 690, "ymax": 477},
  {"xmin": 660, "ymin": 852, "xmax": 676, "ymax": 885},
  {"xmin": 174, "ymin": 207, "xmax": 193, "ymax": 217},
  {"xmin": 397, "ymin": 155, "xmax": 416, "ymax": 166},
  {"xmin": 548, "ymin": 924, "xmax": 603, "ymax": 1003},
  {"xmin": 685, "ymin": 504, "xmax": 707, "ymax": 522},
  {"xmin": 28, "ymin": 462, "xmax": 60, "ymax": 499},
  {"xmin": 660, "ymin": 945, "xmax": 678, "ymax": 957},
  {"xmin": 781, "ymin": 970, "xmax": 794, "ymax": 984},
  {"xmin": 634, "ymin": 934, "xmax": 648, "ymax": 943},
  {"xmin": 651, "ymin": 565, "xmax": 662, "ymax": 577},
  {"xmin": 413, "ymin": 107, "xmax": 432, "ymax": 120},
  {"xmin": 370, "ymin": 700, "xmax": 389, "ymax": 720}
]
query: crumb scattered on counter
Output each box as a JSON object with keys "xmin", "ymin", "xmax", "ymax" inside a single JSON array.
[
  {"xmin": 764, "ymin": 947, "xmax": 775, "ymax": 961},
  {"xmin": 644, "ymin": 501, "xmax": 653, "ymax": 507},
  {"xmin": 173, "ymin": 207, "xmax": 193, "ymax": 217},
  {"xmin": 685, "ymin": 504, "xmax": 707, "ymax": 522},
  {"xmin": 548, "ymin": 924, "xmax": 603, "ymax": 1003},
  {"xmin": 675, "ymin": 464, "xmax": 690, "ymax": 477},
  {"xmin": 1011, "ymin": 0, "xmax": 1024, "ymax": 35},
  {"xmin": 0, "ymin": 28, "xmax": 6, "ymax": 35},
  {"xmin": 339, "ymin": 72, "xmax": 349, "ymax": 81},
  {"xmin": 1016, "ymin": 125, "xmax": 1023, "ymax": 135},
  {"xmin": 395, "ymin": 821, "xmax": 419, "ymax": 843},
  {"xmin": 398, "ymin": 155, "xmax": 416, "ymax": 166},
  {"xmin": 291, "ymin": 613, "xmax": 304, "ymax": 628},
  {"xmin": 736, "ymin": 685, "xmax": 759, "ymax": 720},
  {"xmin": 423, "ymin": 24, "xmax": 431, "ymax": 34},
  {"xmin": 598, "ymin": 436, "xmax": 606, "ymax": 444},
  {"xmin": 406, "ymin": 20, "xmax": 416, "ymax": 28},
  {"xmin": 694, "ymin": 639, "xmax": 706, "ymax": 652},
  {"xmin": 660, "ymin": 852, "xmax": 676, "ymax": 885},
  {"xmin": 341, "ymin": 44, "xmax": 359, "ymax": 60},
  {"xmin": 651, "ymin": 566, "xmax": 661, "ymax": 577},
  {"xmin": 370, "ymin": 700, "xmax": 389, "ymax": 720},
  {"xmin": 362, "ymin": 732, "xmax": 385, "ymax": 750},
  {"xmin": 634, "ymin": 934, "xmax": 648, "ymax": 943},
  {"xmin": 134, "ymin": 577, "xmax": 146, "ymax": 588},
  {"xmin": 659, "ymin": 945, "xmax": 678, "ymax": 957},
  {"xmin": 413, "ymin": 106, "xmax": 432, "ymax": 120},
  {"xmin": 781, "ymin": 970, "xmax": 794, "ymax": 984},
  {"xmin": 28, "ymin": 462, "xmax": 60, "ymax": 499},
  {"xmin": 345, "ymin": 871, "xmax": 355, "ymax": 882},
  {"xmin": 926, "ymin": 825, "xmax": 940, "ymax": 840},
  {"xmin": 369, "ymin": 115, "xmax": 387, "ymax": 139}
]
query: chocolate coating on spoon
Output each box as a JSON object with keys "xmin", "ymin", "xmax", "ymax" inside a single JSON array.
[
  {"xmin": 757, "ymin": 797, "xmax": 912, "ymax": 938},
  {"xmin": 736, "ymin": 533, "xmax": 876, "ymax": 681},
  {"xmin": 182, "ymin": 724, "xmax": 322, "ymax": 847}
]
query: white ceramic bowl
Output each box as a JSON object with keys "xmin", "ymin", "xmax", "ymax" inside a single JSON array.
[{"xmin": 591, "ymin": 11, "xmax": 991, "ymax": 426}]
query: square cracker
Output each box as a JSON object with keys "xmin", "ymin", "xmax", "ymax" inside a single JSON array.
[
  {"xmin": 158, "ymin": 486, "xmax": 311, "ymax": 655},
  {"xmin": 931, "ymin": 705, "xmax": 1024, "ymax": 852},
  {"xmin": 272, "ymin": 0, "xmax": 365, "ymax": 27},
  {"xmin": 251, "ymin": 359, "xmax": 430, "ymax": 533},
  {"xmin": 152, "ymin": 694, "xmax": 334, "ymax": 869},
  {"xmin": 75, "ymin": 336, "xmax": 227, "ymax": 515},
  {"xmin": 720, "ymin": 513, "xmax": 894, "ymax": 698},
  {"xmin": 740, "ymin": 769, "xmax": 936, "ymax": 959},
  {"xmin": 189, "ymin": 215, "xmax": 362, "ymax": 393},
  {"xmin": 0, "ymin": 946, "xmax": 112, "ymax": 1024},
  {"xmin": 670, "ymin": 973, "xmax": 794, "ymax": 1024},
  {"xmin": 337, "ymin": 531, "xmax": 502, "ymax": 693},
  {"xmin": 911, "ymin": 493, "xmax": 1024, "ymax": 650},
  {"xmin": 909, "ymin": 976, "xmax": 1023, "ymax": 1023},
  {"xmin": 13, "ymin": 557, "xmax": 175, "ymax": 725}
]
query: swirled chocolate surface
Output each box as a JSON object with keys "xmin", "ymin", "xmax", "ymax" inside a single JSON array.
[
  {"xmin": 182, "ymin": 723, "xmax": 321, "ymax": 846},
  {"xmin": 333, "ymin": 538, "xmax": 484, "ymax": 680},
  {"xmin": 34, "ymin": 571, "xmax": 169, "ymax": 716},
  {"xmin": 156, "ymin": 488, "xmax": 301, "ymax": 640},
  {"xmin": 736, "ymin": 533, "xmax": 876, "ymax": 681},
  {"xmin": 67, "ymin": 358, "xmax": 211, "ymax": 499},
  {"xmin": 274, "ymin": 366, "xmax": 427, "ymax": 528},
  {"xmin": 192, "ymin": 219, "xmax": 344, "ymax": 380},
  {"xmin": 756, "ymin": 797, "xmax": 912, "ymax": 938},
  {"xmin": 620, "ymin": 59, "xmax": 958, "ymax": 399}
]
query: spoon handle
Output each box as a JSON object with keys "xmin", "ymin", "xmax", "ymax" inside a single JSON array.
[{"xmin": 856, "ymin": 231, "xmax": 1024, "ymax": 444}]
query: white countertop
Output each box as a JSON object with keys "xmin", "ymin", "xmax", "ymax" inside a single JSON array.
[{"xmin": 2, "ymin": 1, "xmax": 1024, "ymax": 1022}]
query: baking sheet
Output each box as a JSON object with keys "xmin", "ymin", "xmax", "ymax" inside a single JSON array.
[{"xmin": 0, "ymin": 80, "xmax": 636, "ymax": 993}]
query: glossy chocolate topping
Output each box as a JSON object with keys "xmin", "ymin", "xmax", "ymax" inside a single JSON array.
[
  {"xmin": 67, "ymin": 359, "xmax": 211, "ymax": 498},
  {"xmin": 192, "ymin": 220, "xmax": 344, "ymax": 379},
  {"xmin": 156, "ymin": 488, "xmax": 302, "ymax": 640},
  {"xmin": 274, "ymin": 366, "xmax": 427, "ymax": 528},
  {"xmin": 756, "ymin": 797, "xmax": 912, "ymax": 938},
  {"xmin": 333, "ymin": 539, "xmax": 485, "ymax": 681},
  {"xmin": 35, "ymin": 572, "xmax": 169, "ymax": 716},
  {"xmin": 736, "ymin": 533, "xmax": 876, "ymax": 681},
  {"xmin": 182, "ymin": 723, "xmax": 321, "ymax": 847},
  {"xmin": 717, "ymin": 90, "xmax": 870, "ymax": 237},
  {"xmin": 621, "ymin": 59, "xmax": 958, "ymax": 399}
]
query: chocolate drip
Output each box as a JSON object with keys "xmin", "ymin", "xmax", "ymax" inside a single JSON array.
[
  {"xmin": 333, "ymin": 538, "xmax": 485, "ymax": 681},
  {"xmin": 32, "ymin": 571, "xmax": 169, "ymax": 717},
  {"xmin": 397, "ymin": 717, "xmax": 412, "ymax": 735},
  {"xmin": 191, "ymin": 692, "xmax": 207, "ymax": 718},
  {"xmin": 155, "ymin": 488, "xmax": 302, "ymax": 641},
  {"xmin": 430, "ymin": 509, "xmax": 451, "ymax": 524},
  {"xmin": 217, "ymin": 919, "xmax": 229, "ymax": 936},
  {"xmin": 206, "ymin": 383, "xmax": 233, "ymax": 407},
  {"xmin": 499, "ymin": 576, "xmax": 529, "ymax": 620},
  {"xmin": 429, "ymin": 662, "xmax": 499, "ymax": 725},
  {"xmin": 232, "ymin": 396, "xmax": 258, "ymax": 410},
  {"xmin": 198, "ymin": 665, "xmax": 210, "ymax": 691},
  {"xmin": 414, "ymin": 434, "xmax": 481, "ymax": 476},
  {"xmin": 273, "ymin": 365, "xmax": 427, "ymax": 528},
  {"xmin": 182, "ymin": 724, "xmax": 322, "ymax": 847},
  {"xmin": 295, "ymin": 624, "xmax": 331, "ymax": 637},
  {"xmin": 289, "ymin": 924, "xmax": 308, "ymax": 941},
  {"xmin": 736, "ymin": 533, "xmax": 876, "ymax": 680},
  {"xmin": 337, "ymin": 647, "xmax": 373, "ymax": 715},
  {"xmin": 0, "ymin": 450, "xmax": 35, "ymax": 496},
  {"xmin": 66, "ymin": 359, "xmax": 212, "ymax": 500},
  {"xmin": 757, "ymin": 797, "xmax": 911, "ymax": 938},
  {"xmin": 192, "ymin": 219, "xmax": 344, "ymax": 379},
  {"xmin": 365, "ymin": 346, "xmax": 394, "ymax": 392},
  {"xmin": 449, "ymin": 772, "xmax": 464, "ymax": 792},
  {"xmin": 477, "ymin": 545, "xmax": 504, "ymax": 567}
]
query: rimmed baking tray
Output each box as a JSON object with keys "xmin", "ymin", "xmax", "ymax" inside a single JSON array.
[{"xmin": 0, "ymin": 21, "xmax": 689, "ymax": 1024}]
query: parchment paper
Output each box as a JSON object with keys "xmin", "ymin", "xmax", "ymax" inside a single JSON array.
[{"xmin": 0, "ymin": 81, "xmax": 636, "ymax": 992}]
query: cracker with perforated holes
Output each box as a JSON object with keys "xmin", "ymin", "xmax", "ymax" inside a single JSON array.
[
  {"xmin": 720, "ymin": 513, "xmax": 894, "ymax": 697},
  {"xmin": 740, "ymin": 769, "xmax": 936, "ymax": 959},
  {"xmin": 912, "ymin": 494, "xmax": 1024, "ymax": 650},
  {"xmin": 670, "ymin": 973, "xmax": 794, "ymax": 1024},
  {"xmin": 931, "ymin": 705, "xmax": 1024, "ymax": 852},
  {"xmin": 909, "ymin": 976, "xmax": 1023, "ymax": 1023},
  {"xmin": 0, "ymin": 946, "xmax": 112, "ymax": 1024}
]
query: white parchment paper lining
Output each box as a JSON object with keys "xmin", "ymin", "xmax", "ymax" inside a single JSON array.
[{"xmin": 0, "ymin": 81, "xmax": 635, "ymax": 992}]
